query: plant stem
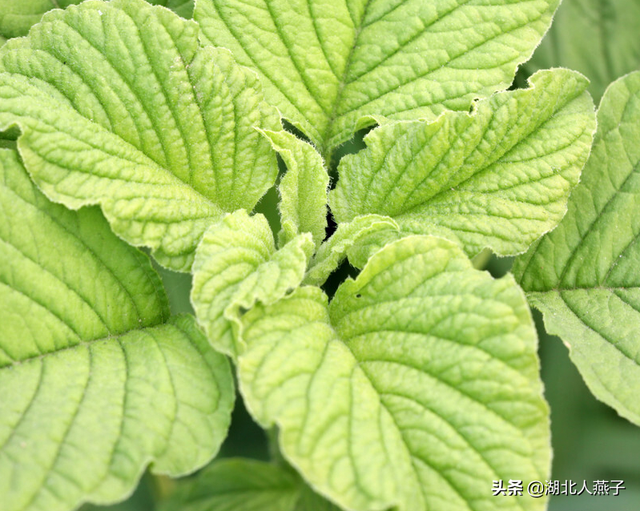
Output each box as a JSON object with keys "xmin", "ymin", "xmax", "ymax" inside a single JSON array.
[{"xmin": 268, "ymin": 427, "xmax": 287, "ymax": 466}]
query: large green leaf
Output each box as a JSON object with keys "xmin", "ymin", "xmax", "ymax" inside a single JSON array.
[
  {"xmin": 331, "ymin": 69, "xmax": 596, "ymax": 257},
  {"xmin": 191, "ymin": 210, "xmax": 314, "ymax": 359},
  {"xmin": 0, "ymin": 0, "xmax": 280, "ymax": 271},
  {"xmin": 524, "ymin": 0, "xmax": 640, "ymax": 102},
  {"xmin": 0, "ymin": 149, "xmax": 234, "ymax": 511},
  {"xmin": 238, "ymin": 236, "xmax": 550, "ymax": 511},
  {"xmin": 0, "ymin": 0, "xmax": 194, "ymax": 40},
  {"xmin": 196, "ymin": 0, "xmax": 561, "ymax": 160},
  {"xmin": 513, "ymin": 71, "xmax": 640, "ymax": 426}
]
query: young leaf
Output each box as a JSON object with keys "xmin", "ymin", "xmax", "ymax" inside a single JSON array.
[
  {"xmin": 261, "ymin": 129, "xmax": 329, "ymax": 250},
  {"xmin": 304, "ymin": 213, "xmax": 398, "ymax": 286},
  {"xmin": 239, "ymin": 236, "xmax": 550, "ymax": 511},
  {"xmin": 161, "ymin": 459, "xmax": 301, "ymax": 511},
  {"xmin": 331, "ymin": 69, "xmax": 596, "ymax": 257},
  {"xmin": 0, "ymin": 149, "xmax": 234, "ymax": 511},
  {"xmin": 513, "ymin": 71, "xmax": 640, "ymax": 426},
  {"xmin": 0, "ymin": 0, "xmax": 280, "ymax": 271},
  {"xmin": 191, "ymin": 210, "xmax": 314, "ymax": 359},
  {"xmin": 524, "ymin": 0, "xmax": 640, "ymax": 102},
  {"xmin": 196, "ymin": 0, "xmax": 561, "ymax": 160}
]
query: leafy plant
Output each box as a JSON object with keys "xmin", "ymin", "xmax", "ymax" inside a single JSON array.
[{"xmin": 1, "ymin": 0, "xmax": 637, "ymax": 510}]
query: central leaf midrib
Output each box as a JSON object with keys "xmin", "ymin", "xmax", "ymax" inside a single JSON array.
[
  {"xmin": 330, "ymin": 311, "xmax": 534, "ymax": 511},
  {"xmin": 321, "ymin": 0, "xmax": 481, "ymax": 159},
  {"xmin": 559, "ymin": 291, "xmax": 640, "ymax": 368},
  {"xmin": 325, "ymin": 4, "xmax": 546, "ymax": 154},
  {"xmin": 133, "ymin": 12, "xmax": 201, "ymax": 188},
  {"xmin": 554, "ymin": 157, "xmax": 640, "ymax": 288},
  {"xmin": 394, "ymin": 97, "xmax": 586, "ymax": 220},
  {"xmin": 319, "ymin": 0, "xmax": 373, "ymax": 160},
  {"xmin": 10, "ymin": 103, "xmax": 224, "ymax": 219},
  {"xmin": 32, "ymin": 11, "xmax": 220, "ymax": 199}
]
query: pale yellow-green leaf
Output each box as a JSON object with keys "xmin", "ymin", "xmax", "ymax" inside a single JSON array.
[
  {"xmin": 239, "ymin": 236, "xmax": 550, "ymax": 511},
  {"xmin": 196, "ymin": 0, "xmax": 561, "ymax": 160},
  {"xmin": 0, "ymin": 0, "xmax": 280, "ymax": 271},
  {"xmin": 0, "ymin": 149, "xmax": 234, "ymax": 511},
  {"xmin": 261, "ymin": 129, "xmax": 329, "ymax": 250},
  {"xmin": 331, "ymin": 69, "xmax": 596, "ymax": 257},
  {"xmin": 191, "ymin": 210, "xmax": 314, "ymax": 359},
  {"xmin": 513, "ymin": 71, "xmax": 640, "ymax": 426}
]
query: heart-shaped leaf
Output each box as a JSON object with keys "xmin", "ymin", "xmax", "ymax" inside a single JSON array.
[{"xmin": 238, "ymin": 235, "xmax": 550, "ymax": 511}]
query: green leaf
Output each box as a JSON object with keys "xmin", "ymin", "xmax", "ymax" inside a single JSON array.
[
  {"xmin": 191, "ymin": 209, "xmax": 314, "ymax": 359},
  {"xmin": 0, "ymin": 1, "xmax": 76, "ymax": 40},
  {"xmin": 239, "ymin": 236, "xmax": 550, "ymax": 511},
  {"xmin": 293, "ymin": 485, "xmax": 342, "ymax": 511},
  {"xmin": 161, "ymin": 459, "xmax": 301, "ymax": 511},
  {"xmin": 160, "ymin": 458, "xmax": 342, "ymax": 511},
  {"xmin": 0, "ymin": 1, "xmax": 194, "ymax": 40},
  {"xmin": 196, "ymin": 0, "xmax": 561, "ymax": 160},
  {"xmin": 524, "ymin": 0, "xmax": 640, "ymax": 102},
  {"xmin": 304, "ymin": 213, "xmax": 398, "ymax": 286},
  {"xmin": 331, "ymin": 69, "xmax": 597, "ymax": 257},
  {"xmin": 0, "ymin": 0, "xmax": 280, "ymax": 271},
  {"xmin": 261, "ymin": 129, "xmax": 329, "ymax": 250},
  {"xmin": 0, "ymin": 149, "xmax": 234, "ymax": 511},
  {"xmin": 513, "ymin": 71, "xmax": 640, "ymax": 426},
  {"xmin": 158, "ymin": 0, "xmax": 195, "ymax": 19}
]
